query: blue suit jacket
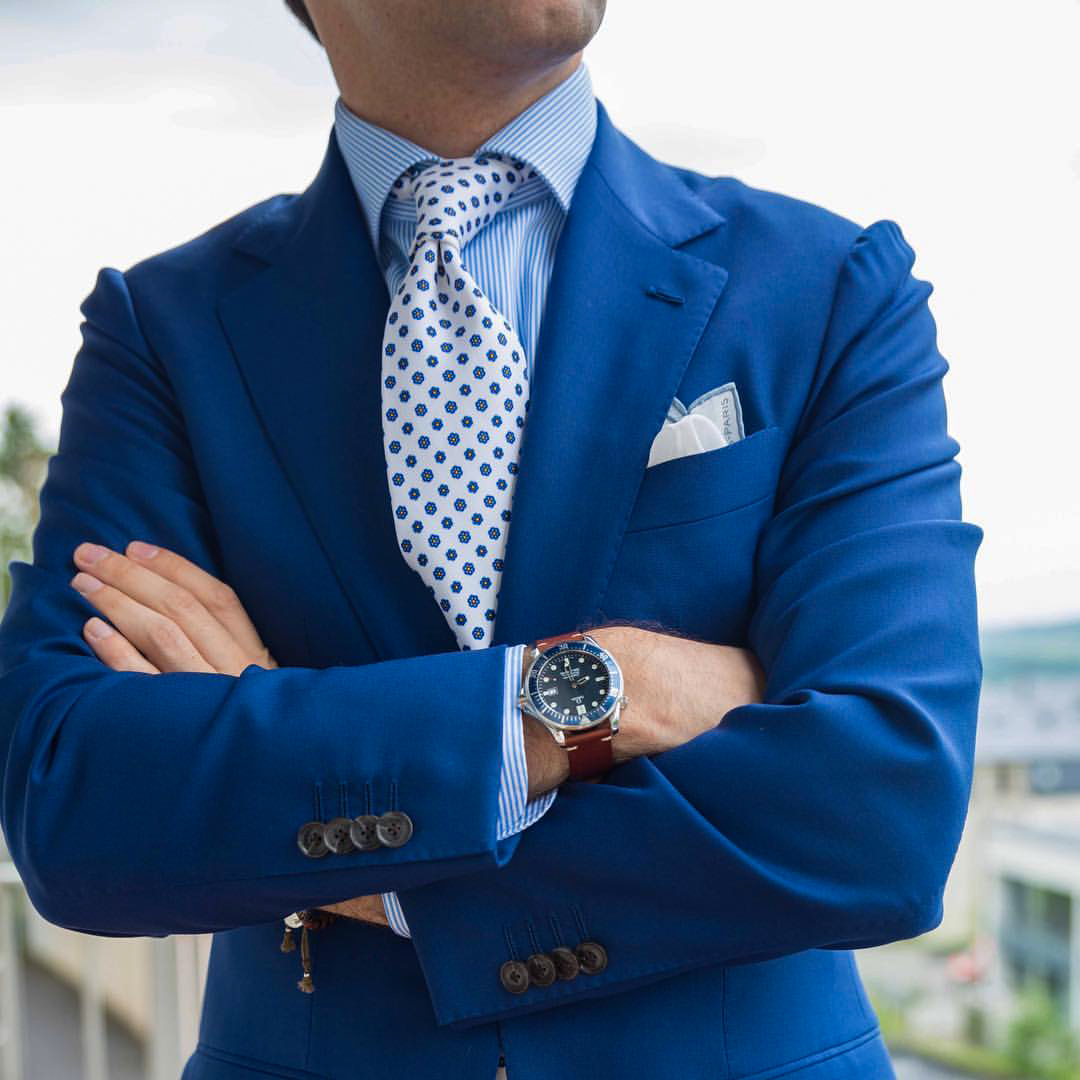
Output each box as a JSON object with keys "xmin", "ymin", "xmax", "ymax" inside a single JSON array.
[{"xmin": 0, "ymin": 99, "xmax": 983, "ymax": 1079}]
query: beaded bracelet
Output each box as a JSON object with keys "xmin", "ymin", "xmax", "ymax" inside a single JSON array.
[{"xmin": 280, "ymin": 909, "xmax": 337, "ymax": 993}]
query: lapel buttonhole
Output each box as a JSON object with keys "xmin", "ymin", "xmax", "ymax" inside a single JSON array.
[{"xmin": 645, "ymin": 285, "xmax": 686, "ymax": 305}]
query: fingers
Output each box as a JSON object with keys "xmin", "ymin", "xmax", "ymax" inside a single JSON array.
[
  {"xmin": 82, "ymin": 616, "xmax": 160, "ymax": 674},
  {"xmin": 72, "ymin": 542, "xmax": 253, "ymax": 674},
  {"xmin": 71, "ymin": 570, "xmax": 216, "ymax": 674},
  {"xmin": 122, "ymin": 541, "xmax": 273, "ymax": 664}
]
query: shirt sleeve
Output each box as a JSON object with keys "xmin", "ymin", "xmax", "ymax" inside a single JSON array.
[{"xmin": 382, "ymin": 642, "xmax": 558, "ymax": 938}]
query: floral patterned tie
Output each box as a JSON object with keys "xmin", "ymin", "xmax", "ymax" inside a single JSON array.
[{"xmin": 381, "ymin": 153, "xmax": 531, "ymax": 650}]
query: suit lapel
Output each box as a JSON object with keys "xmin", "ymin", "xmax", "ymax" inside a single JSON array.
[
  {"xmin": 217, "ymin": 134, "xmax": 459, "ymax": 662},
  {"xmin": 216, "ymin": 101, "xmax": 730, "ymax": 661},
  {"xmin": 490, "ymin": 100, "xmax": 730, "ymax": 646}
]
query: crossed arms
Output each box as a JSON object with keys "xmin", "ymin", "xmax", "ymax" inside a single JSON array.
[{"xmin": 64, "ymin": 540, "xmax": 767, "ymax": 924}]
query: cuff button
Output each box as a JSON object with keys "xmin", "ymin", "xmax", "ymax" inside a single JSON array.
[
  {"xmin": 375, "ymin": 810, "xmax": 414, "ymax": 848},
  {"xmin": 323, "ymin": 817, "xmax": 356, "ymax": 855},
  {"xmin": 296, "ymin": 821, "xmax": 328, "ymax": 859},
  {"xmin": 499, "ymin": 959, "xmax": 530, "ymax": 995},
  {"xmin": 350, "ymin": 814, "xmax": 381, "ymax": 851},
  {"xmin": 575, "ymin": 940, "xmax": 608, "ymax": 975},
  {"xmin": 526, "ymin": 952, "xmax": 557, "ymax": 988},
  {"xmin": 550, "ymin": 946, "xmax": 580, "ymax": 981}
]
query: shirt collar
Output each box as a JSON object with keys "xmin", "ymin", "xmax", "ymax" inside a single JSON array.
[{"xmin": 333, "ymin": 60, "xmax": 597, "ymax": 252}]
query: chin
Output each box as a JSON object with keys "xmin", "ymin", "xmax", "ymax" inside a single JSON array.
[{"xmin": 484, "ymin": 0, "xmax": 606, "ymax": 59}]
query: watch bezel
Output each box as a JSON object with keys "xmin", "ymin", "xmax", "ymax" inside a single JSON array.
[{"xmin": 523, "ymin": 638, "xmax": 623, "ymax": 732}]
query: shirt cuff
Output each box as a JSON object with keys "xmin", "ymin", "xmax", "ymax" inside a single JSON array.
[
  {"xmin": 382, "ymin": 890, "xmax": 411, "ymax": 938},
  {"xmin": 497, "ymin": 642, "xmax": 558, "ymax": 840},
  {"xmin": 382, "ymin": 643, "xmax": 558, "ymax": 940}
]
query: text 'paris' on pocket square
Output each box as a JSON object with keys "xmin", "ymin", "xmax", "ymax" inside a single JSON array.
[{"xmin": 647, "ymin": 382, "xmax": 746, "ymax": 467}]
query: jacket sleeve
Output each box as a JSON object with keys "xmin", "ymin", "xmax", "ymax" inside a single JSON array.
[
  {"xmin": 0, "ymin": 266, "xmax": 530, "ymax": 938},
  {"xmin": 393, "ymin": 219, "xmax": 985, "ymax": 1028},
  {"xmin": 381, "ymin": 643, "xmax": 557, "ymax": 938}
]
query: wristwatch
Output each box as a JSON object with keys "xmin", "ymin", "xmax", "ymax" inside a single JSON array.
[{"xmin": 518, "ymin": 631, "xmax": 628, "ymax": 781}]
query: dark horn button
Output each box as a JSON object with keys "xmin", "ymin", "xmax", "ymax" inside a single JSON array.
[
  {"xmin": 350, "ymin": 814, "xmax": 380, "ymax": 851},
  {"xmin": 499, "ymin": 959, "xmax": 530, "ymax": 995},
  {"xmin": 296, "ymin": 821, "xmax": 328, "ymax": 859},
  {"xmin": 323, "ymin": 816, "xmax": 356, "ymax": 855},
  {"xmin": 526, "ymin": 952, "xmax": 557, "ymax": 988},
  {"xmin": 575, "ymin": 940, "xmax": 608, "ymax": 975},
  {"xmin": 375, "ymin": 810, "xmax": 414, "ymax": 848},
  {"xmin": 550, "ymin": 946, "xmax": 580, "ymax": 981}
]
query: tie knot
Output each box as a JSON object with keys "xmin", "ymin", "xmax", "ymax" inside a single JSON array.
[{"xmin": 392, "ymin": 152, "xmax": 528, "ymax": 252}]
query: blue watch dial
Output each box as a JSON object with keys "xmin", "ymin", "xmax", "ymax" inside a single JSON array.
[{"xmin": 526, "ymin": 640, "xmax": 622, "ymax": 731}]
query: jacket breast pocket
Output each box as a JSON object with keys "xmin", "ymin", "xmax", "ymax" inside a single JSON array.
[
  {"xmin": 599, "ymin": 425, "xmax": 787, "ymax": 643},
  {"xmin": 627, "ymin": 424, "xmax": 785, "ymax": 533}
]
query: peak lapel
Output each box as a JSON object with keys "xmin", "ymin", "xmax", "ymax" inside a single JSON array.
[
  {"xmin": 217, "ymin": 133, "xmax": 459, "ymax": 661},
  {"xmin": 491, "ymin": 101, "xmax": 730, "ymax": 648}
]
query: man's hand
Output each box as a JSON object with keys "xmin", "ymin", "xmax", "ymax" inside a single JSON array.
[
  {"xmin": 521, "ymin": 624, "xmax": 767, "ymax": 796},
  {"xmin": 70, "ymin": 540, "xmax": 277, "ymax": 675},
  {"xmin": 70, "ymin": 539, "xmax": 390, "ymax": 928}
]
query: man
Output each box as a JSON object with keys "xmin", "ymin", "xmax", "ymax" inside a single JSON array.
[{"xmin": 0, "ymin": 1, "xmax": 983, "ymax": 1077}]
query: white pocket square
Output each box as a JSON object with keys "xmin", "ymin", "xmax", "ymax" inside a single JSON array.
[{"xmin": 647, "ymin": 381, "xmax": 746, "ymax": 468}]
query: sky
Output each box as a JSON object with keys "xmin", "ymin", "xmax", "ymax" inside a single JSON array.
[{"xmin": 1, "ymin": 0, "xmax": 1078, "ymax": 629}]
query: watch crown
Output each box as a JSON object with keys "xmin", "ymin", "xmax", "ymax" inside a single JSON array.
[{"xmin": 619, "ymin": 695, "xmax": 629, "ymax": 708}]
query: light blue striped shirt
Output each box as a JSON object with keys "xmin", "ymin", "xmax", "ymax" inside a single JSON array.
[{"xmin": 333, "ymin": 60, "xmax": 598, "ymax": 938}]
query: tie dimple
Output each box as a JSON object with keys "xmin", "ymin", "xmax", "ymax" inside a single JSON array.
[
  {"xmin": 394, "ymin": 152, "xmax": 526, "ymax": 259},
  {"xmin": 380, "ymin": 152, "xmax": 532, "ymax": 651}
]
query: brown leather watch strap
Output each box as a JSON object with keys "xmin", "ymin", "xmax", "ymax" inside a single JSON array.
[
  {"xmin": 529, "ymin": 631, "xmax": 616, "ymax": 782},
  {"xmin": 563, "ymin": 718, "xmax": 614, "ymax": 781}
]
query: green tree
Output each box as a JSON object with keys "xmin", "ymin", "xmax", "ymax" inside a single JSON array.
[
  {"xmin": 1005, "ymin": 980, "xmax": 1080, "ymax": 1079},
  {"xmin": 0, "ymin": 404, "xmax": 52, "ymax": 611}
]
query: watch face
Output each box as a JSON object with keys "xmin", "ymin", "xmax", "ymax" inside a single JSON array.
[{"xmin": 526, "ymin": 640, "xmax": 622, "ymax": 731}]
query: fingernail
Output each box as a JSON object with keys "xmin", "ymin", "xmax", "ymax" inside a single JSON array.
[
  {"xmin": 128, "ymin": 541, "xmax": 159, "ymax": 560},
  {"xmin": 74, "ymin": 542, "xmax": 109, "ymax": 565},
  {"xmin": 85, "ymin": 617, "xmax": 113, "ymax": 640},
  {"xmin": 71, "ymin": 572, "xmax": 103, "ymax": 594}
]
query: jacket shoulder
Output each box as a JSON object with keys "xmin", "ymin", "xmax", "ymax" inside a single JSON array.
[
  {"xmin": 685, "ymin": 167, "xmax": 866, "ymax": 248},
  {"xmin": 121, "ymin": 190, "xmax": 302, "ymax": 301},
  {"xmin": 669, "ymin": 165, "xmax": 880, "ymax": 288},
  {"xmin": 670, "ymin": 166, "xmax": 921, "ymax": 322}
]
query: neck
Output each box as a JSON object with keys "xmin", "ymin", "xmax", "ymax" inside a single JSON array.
[{"xmin": 325, "ymin": 35, "xmax": 583, "ymax": 158}]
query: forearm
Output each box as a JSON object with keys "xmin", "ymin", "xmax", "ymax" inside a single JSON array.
[
  {"xmin": 523, "ymin": 713, "xmax": 570, "ymax": 798},
  {"xmin": 522, "ymin": 624, "xmax": 766, "ymax": 799},
  {"xmin": 599, "ymin": 625, "xmax": 767, "ymax": 760}
]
